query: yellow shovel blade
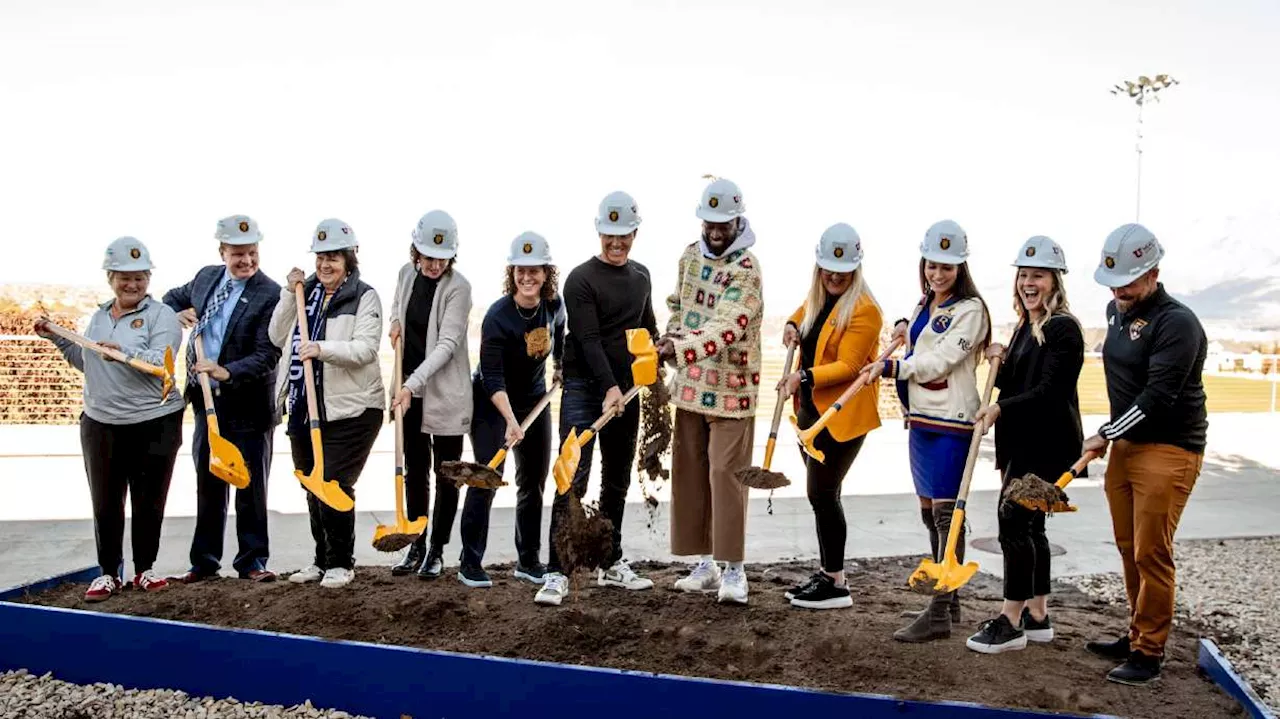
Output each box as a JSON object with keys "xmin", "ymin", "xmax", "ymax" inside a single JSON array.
[
  {"xmin": 296, "ymin": 428, "xmax": 353, "ymax": 512},
  {"xmin": 625, "ymin": 329, "xmax": 658, "ymax": 387},
  {"xmin": 161, "ymin": 346, "xmax": 176, "ymax": 402},
  {"xmin": 789, "ymin": 415, "xmax": 826, "ymax": 463},
  {"xmin": 907, "ymin": 552, "xmax": 980, "ymax": 595},
  {"xmin": 553, "ymin": 429, "xmax": 580, "ymax": 495},
  {"xmin": 207, "ymin": 432, "xmax": 250, "ymax": 489}
]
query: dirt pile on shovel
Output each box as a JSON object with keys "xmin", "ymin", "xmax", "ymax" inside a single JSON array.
[
  {"xmin": 440, "ymin": 461, "xmax": 505, "ymax": 489},
  {"xmin": 553, "ymin": 493, "xmax": 614, "ymax": 580},
  {"xmin": 736, "ymin": 467, "xmax": 790, "ymax": 490},
  {"xmin": 371, "ymin": 532, "xmax": 419, "ymax": 553},
  {"xmin": 1003, "ymin": 472, "xmax": 1070, "ymax": 514}
]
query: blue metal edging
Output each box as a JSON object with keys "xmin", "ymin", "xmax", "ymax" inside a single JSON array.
[
  {"xmin": 0, "ymin": 566, "xmax": 1123, "ymax": 719},
  {"xmin": 0, "ymin": 566, "xmax": 99, "ymax": 602},
  {"xmin": 1198, "ymin": 639, "xmax": 1276, "ymax": 719}
]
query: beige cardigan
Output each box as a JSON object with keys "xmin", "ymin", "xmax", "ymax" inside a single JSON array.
[{"xmin": 391, "ymin": 263, "xmax": 474, "ymax": 436}]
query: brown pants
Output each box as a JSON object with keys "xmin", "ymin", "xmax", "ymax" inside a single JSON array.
[
  {"xmin": 1104, "ymin": 440, "xmax": 1203, "ymax": 657},
  {"xmin": 670, "ymin": 409, "xmax": 754, "ymax": 562}
]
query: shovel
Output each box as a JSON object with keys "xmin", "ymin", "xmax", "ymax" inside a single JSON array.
[
  {"xmin": 441, "ymin": 381, "xmax": 561, "ymax": 490},
  {"xmin": 192, "ymin": 335, "xmax": 250, "ymax": 489},
  {"xmin": 552, "ymin": 328, "xmax": 657, "ymax": 495},
  {"xmin": 907, "ymin": 355, "xmax": 1002, "ymax": 596},
  {"xmin": 790, "ymin": 337, "xmax": 904, "ymax": 464},
  {"xmin": 291, "ymin": 284, "xmax": 354, "ymax": 512},
  {"xmin": 41, "ymin": 319, "xmax": 176, "ymax": 402},
  {"xmin": 372, "ymin": 337, "xmax": 428, "ymax": 552},
  {"xmin": 1005, "ymin": 449, "xmax": 1101, "ymax": 514},
  {"xmin": 735, "ymin": 343, "xmax": 796, "ymax": 490}
]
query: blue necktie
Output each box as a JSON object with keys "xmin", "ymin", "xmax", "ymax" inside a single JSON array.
[{"xmin": 187, "ymin": 279, "xmax": 234, "ymax": 386}]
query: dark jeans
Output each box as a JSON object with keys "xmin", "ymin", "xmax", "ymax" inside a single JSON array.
[
  {"xmin": 189, "ymin": 403, "xmax": 273, "ymax": 577},
  {"xmin": 289, "ymin": 408, "xmax": 381, "ymax": 570},
  {"xmin": 547, "ymin": 378, "xmax": 640, "ymax": 574},
  {"xmin": 402, "ymin": 396, "xmax": 464, "ymax": 549},
  {"xmin": 80, "ymin": 410, "xmax": 183, "ymax": 578},
  {"xmin": 459, "ymin": 398, "xmax": 552, "ymax": 568},
  {"xmin": 798, "ymin": 402, "xmax": 866, "ymax": 573},
  {"xmin": 998, "ymin": 466, "xmax": 1052, "ymax": 601}
]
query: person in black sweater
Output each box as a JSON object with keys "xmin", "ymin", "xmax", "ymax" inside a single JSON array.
[
  {"xmin": 456, "ymin": 232, "xmax": 565, "ymax": 588},
  {"xmin": 536, "ymin": 190, "xmax": 660, "ymax": 606},
  {"xmin": 1082, "ymin": 224, "xmax": 1208, "ymax": 687},
  {"xmin": 966, "ymin": 236, "xmax": 1084, "ymax": 654}
]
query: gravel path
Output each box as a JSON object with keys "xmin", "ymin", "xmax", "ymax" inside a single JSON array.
[
  {"xmin": 0, "ymin": 670, "xmax": 373, "ymax": 719},
  {"xmin": 1061, "ymin": 535, "xmax": 1280, "ymax": 714}
]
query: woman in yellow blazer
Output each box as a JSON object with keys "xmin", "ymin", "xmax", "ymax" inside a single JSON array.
[{"xmin": 778, "ymin": 223, "xmax": 883, "ymax": 610}]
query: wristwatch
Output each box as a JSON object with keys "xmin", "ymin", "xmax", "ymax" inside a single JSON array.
[{"xmin": 799, "ymin": 369, "xmax": 814, "ymax": 385}]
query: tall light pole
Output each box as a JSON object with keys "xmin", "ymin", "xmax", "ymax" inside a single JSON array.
[{"xmin": 1111, "ymin": 74, "xmax": 1180, "ymax": 222}]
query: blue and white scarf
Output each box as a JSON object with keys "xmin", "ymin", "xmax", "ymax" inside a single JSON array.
[{"xmin": 287, "ymin": 280, "xmax": 333, "ymax": 433}]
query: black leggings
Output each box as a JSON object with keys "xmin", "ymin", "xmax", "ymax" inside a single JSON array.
[
  {"xmin": 998, "ymin": 467, "xmax": 1052, "ymax": 601},
  {"xmin": 802, "ymin": 427, "xmax": 866, "ymax": 574},
  {"xmin": 289, "ymin": 408, "xmax": 382, "ymax": 570},
  {"xmin": 402, "ymin": 396, "xmax": 465, "ymax": 549}
]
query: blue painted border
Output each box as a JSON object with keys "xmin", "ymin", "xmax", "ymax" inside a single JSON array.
[
  {"xmin": 1198, "ymin": 639, "xmax": 1277, "ymax": 719},
  {"xmin": 0, "ymin": 566, "xmax": 1129, "ymax": 719},
  {"xmin": 0, "ymin": 565, "xmax": 99, "ymax": 602}
]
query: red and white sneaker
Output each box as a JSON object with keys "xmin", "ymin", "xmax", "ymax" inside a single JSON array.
[
  {"xmin": 84, "ymin": 575, "xmax": 122, "ymax": 603},
  {"xmin": 132, "ymin": 569, "xmax": 169, "ymax": 592}
]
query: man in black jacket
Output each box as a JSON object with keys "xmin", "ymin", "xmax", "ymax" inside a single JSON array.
[
  {"xmin": 164, "ymin": 215, "xmax": 282, "ymax": 583},
  {"xmin": 1083, "ymin": 223, "xmax": 1208, "ymax": 686}
]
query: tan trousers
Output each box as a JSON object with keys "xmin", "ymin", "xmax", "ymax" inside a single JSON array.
[
  {"xmin": 1104, "ymin": 440, "xmax": 1203, "ymax": 657},
  {"xmin": 670, "ymin": 409, "xmax": 754, "ymax": 562}
]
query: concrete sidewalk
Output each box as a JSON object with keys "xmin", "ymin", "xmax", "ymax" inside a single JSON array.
[{"xmin": 2, "ymin": 413, "xmax": 1277, "ymax": 589}]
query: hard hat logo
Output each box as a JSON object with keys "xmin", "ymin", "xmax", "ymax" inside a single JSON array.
[
  {"xmin": 940, "ymin": 238, "xmax": 951, "ymax": 251},
  {"xmin": 1026, "ymin": 246, "xmax": 1036, "ymax": 257},
  {"xmin": 129, "ymin": 248, "xmax": 141, "ymax": 259},
  {"xmin": 609, "ymin": 210, "xmax": 619, "ymax": 222},
  {"xmin": 239, "ymin": 221, "xmax": 249, "ymax": 233},
  {"xmin": 522, "ymin": 243, "xmax": 533, "ymax": 254},
  {"xmin": 833, "ymin": 246, "xmax": 845, "ymax": 259},
  {"xmin": 1105, "ymin": 256, "xmax": 1116, "ymax": 268},
  {"xmin": 433, "ymin": 233, "xmax": 444, "ymax": 245},
  {"xmin": 709, "ymin": 197, "xmax": 720, "ymax": 209},
  {"xmin": 318, "ymin": 231, "xmax": 327, "ymax": 242}
]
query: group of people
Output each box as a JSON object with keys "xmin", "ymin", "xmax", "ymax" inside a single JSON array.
[{"xmin": 38, "ymin": 177, "xmax": 1208, "ymax": 688}]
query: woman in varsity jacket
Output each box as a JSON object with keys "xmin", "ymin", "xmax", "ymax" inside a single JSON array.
[
  {"xmin": 387, "ymin": 210, "xmax": 474, "ymax": 581},
  {"xmin": 777, "ymin": 224, "xmax": 883, "ymax": 611},
  {"xmin": 862, "ymin": 219, "xmax": 992, "ymax": 643},
  {"xmin": 270, "ymin": 219, "xmax": 385, "ymax": 590}
]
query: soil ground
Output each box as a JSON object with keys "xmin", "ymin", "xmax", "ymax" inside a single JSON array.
[{"xmin": 17, "ymin": 557, "xmax": 1244, "ymax": 719}]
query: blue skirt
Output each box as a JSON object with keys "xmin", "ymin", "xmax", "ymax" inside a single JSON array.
[{"xmin": 909, "ymin": 427, "xmax": 968, "ymax": 499}]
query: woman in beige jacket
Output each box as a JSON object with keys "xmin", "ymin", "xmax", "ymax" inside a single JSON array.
[{"xmin": 388, "ymin": 210, "xmax": 474, "ymax": 580}]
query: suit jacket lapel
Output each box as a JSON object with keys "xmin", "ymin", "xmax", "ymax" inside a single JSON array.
[{"xmin": 218, "ymin": 271, "xmax": 264, "ymax": 359}]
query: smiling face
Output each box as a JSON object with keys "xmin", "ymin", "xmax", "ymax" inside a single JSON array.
[
  {"xmin": 1112, "ymin": 268, "xmax": 1159, "ymax": 313},
  {"xmin": 702, "ymin": 219, "xmax": 738, "ymax": 256},
  {"xmin": 1016, "ymin": 267, "xmax": 1055, "ymax": 316},
  {"xmin": 924, "ymin": 261, "xmax": 958, "ymax": 297},
  {"xmin": 419, "ymin": 256, "xmax": 449, "ymax": 279},
  {"xmin": 820, "ymin": 268, "xmax": 853, "ymax": 297},
  {"xmin": 108, "ymin": 271, "xmax": 150, "ymax": 309},
  {"xmin": 220, "ymin": 243, "xmax": 259, "ymax": 281},
  {"xmin": 315, "ymin": 251, "xmax": 348, "ymax": 290},
  {"xmin": 598, "ymin": 231, "xmax": 635, "ymax": 266},
  {"xmin": 513, "ymin": 265, "xmax": 546, "ymax": 303}
]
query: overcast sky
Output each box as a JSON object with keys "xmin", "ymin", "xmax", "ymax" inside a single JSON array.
[{"xmin": 3, "ymin": 0, "xmax": 1278, "ymax": 326}]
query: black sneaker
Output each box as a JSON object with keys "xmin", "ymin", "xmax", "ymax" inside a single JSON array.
[
  {"xmin": 784, "ymin": 572, "xmax": 823, "ymax": 601},
  {"xmin": 1086, "ymin": 634, "xmax": 1131, "ymax": 661},
  {"xmin": 789, "ymin": 573, "xmax": 852, "ymax": 610},
  {"xmin": 1107, "ymin": 651, "xmax": 1161, "ymax": 686},
  {"xmin": 966, "ymin": 615, "xmax": 1027, "ymax": 654},
  {"xmin": 1021, "ymin": 607, "xmax": 1054, "ymax": 642},
  {"xmin": 457, "ymin": 564, "xmax": 493, "ymax": 589},
  {"xmin": 513, "ymin": 562, "xmax": 547, "ymax": 585},
  {"xmin": 416, "ymin": 546, "xmax": 444, "ymax": 581}
]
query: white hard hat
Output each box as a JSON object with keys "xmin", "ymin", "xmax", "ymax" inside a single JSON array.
[
  {"xmin": 411, "ymin": 210, "xmax": 459, "ymax": 259},
  {"xmin": 102, "ymin": 236, "xmax": 155, "ymax": 272},
  {"xmin": 214, "ymin": 215, "xmax": 263, "ymax": 246},
  {"xmin": 595, "ymin": 191, "xmax": 641, "ymax": 236},
  {"xmin": 815, "ymin": 223, "xmax": 864, "ymax": 273},
  {"xmin": 696, "ymin": 178, "xmax": 745, "ymax": 223},
  {"xmin": 1094, "ymin": 223, "xmax": 1164, "ymax": 288},
  {"xmin": 508, "ymin": 231, "xmax": 554, "ymax": 266},
  {"xmin": 921, "ymin": 220, "xmax": 969, "ymax": 264},
  {"xmin": 1013, "ymin": 235, "xmax": 1068, "ymax": 272},
  {"xmin": 310, "ymin": 219, "xmax": 357, "ymax": 253}
]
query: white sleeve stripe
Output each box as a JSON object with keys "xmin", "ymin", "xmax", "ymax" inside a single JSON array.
[{"xmin": 1104, "ymin": 408, "xmax": 1146, "ymax": 437}]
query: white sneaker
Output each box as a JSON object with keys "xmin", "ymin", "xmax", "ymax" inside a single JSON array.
[
  {"xmin": 536, "ymin": 572, "xmax": 569, "ymax": 606},
  {"xmin": 320, "ymin": 567, "xmax": 355, "ymax": 588},
  {"xmin": 289, "ymin": 565, "xmax": 324, "ymax": 584},
  {"xmin": 598, "ymin": 560, "xmax": 654, "ymax": 590},
  {"xmin": 717, "ymin": 566, "xmax": 748, "ymax": 605},
  {"xmin": 674, "ymin": 560, "xmax": 722, "ymax": 593}
]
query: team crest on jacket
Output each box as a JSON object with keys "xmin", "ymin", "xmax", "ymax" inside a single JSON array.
[
  {"xmin": 1129, "ymin": 318, "xmax": 1148, "ymax": 341},
  {"xmin": 931, "ymin": 313, "xmax": 952, "ymax": 334},
  {"xmin": 524, "ymin": 327, "xmax": 551, "ymax": 358},
  {"xmin": 130, "ymin": 318, "xmax": 143, "ymax": 329}
]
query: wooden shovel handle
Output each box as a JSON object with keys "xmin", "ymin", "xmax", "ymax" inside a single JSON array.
[
  {"xmin": 590, "ymin": 384, "xmax": 644, "ymax": 433},
  {"xmin": 835, "ymin": 336, "xmax": 905, "ymax": 408},
  {"xmin": 954, "ymin": 355, "xmax": 1003, "ymax": 505},
  {"xmin": 513, "ymin": 382, "xmax": 561, "ymax": 442},
  {"xmin": 768, "ymin": 344, "xmax": 797, "ymax": 434},
  {"xmin": 193, "ymin": 335, "xmax": 221, "ymax": 429},
  {"xmin": 43, "ymin": 320, "xmax": 164, "ymax": 376}
]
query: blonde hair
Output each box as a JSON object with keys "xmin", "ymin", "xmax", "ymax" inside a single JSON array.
[
  {"xmin": 799, "ymin": 266, "xmax": 879, "ymax": 338},
  {"xmin": 1011, "ymin": 268, "xmax": 1074, "ymax": 344}
]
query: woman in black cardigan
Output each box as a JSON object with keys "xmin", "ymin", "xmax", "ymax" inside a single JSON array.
[{"xmin": 966, "ymin": 236, "xmax": 1084, "ymax": 654}]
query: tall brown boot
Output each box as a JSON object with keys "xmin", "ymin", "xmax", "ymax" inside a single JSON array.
[
  {"xmin": 894, "ymin": 502, "xmax": 965, "ymax": 642},
  {"xmin": 900, "ymin": 504, "xmax": 963, "ymax": 622}
]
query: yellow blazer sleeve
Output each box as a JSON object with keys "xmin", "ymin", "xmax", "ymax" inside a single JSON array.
[{"xmin": 811, "ymin": 297, "xmax": 882, "ymax": 389}]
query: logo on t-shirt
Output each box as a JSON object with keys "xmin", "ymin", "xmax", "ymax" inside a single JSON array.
[
  {"xmin": 1129, "ymin": 318, "xmax": 1148, "ymax": 341},
  {"xmin": 525, "ymin": 326, "xmax": 551, "ymax": 358}
]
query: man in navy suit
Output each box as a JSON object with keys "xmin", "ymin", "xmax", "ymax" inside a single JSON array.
[{"xmin": 164, "ymin": 215, "xmax": 282, "ymax": 582}]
